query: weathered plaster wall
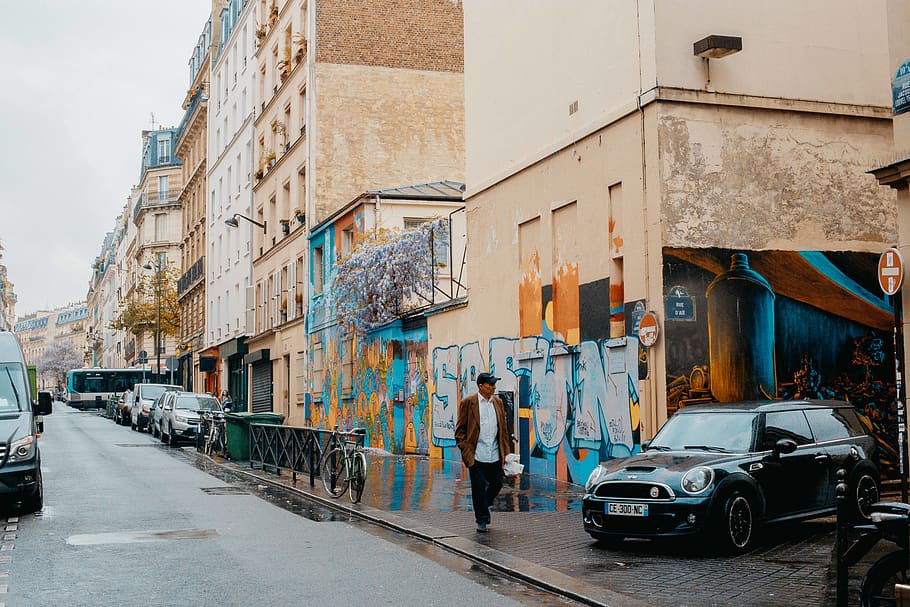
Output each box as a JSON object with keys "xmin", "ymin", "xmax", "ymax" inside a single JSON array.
[
  {"xmin": 312, "ymin": 63, "xmax": 464, "ymax": 223},
  {"xmin": 659, "ymin": 103, "xmax": 897, "ymax": 250}
]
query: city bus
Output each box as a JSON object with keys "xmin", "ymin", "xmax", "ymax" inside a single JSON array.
[{"xmin": 65, "ymin": 368, "xmax": 167, "ymax": 410}]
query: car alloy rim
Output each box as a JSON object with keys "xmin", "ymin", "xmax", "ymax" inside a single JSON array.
[
  {"xmin": 728, "ymin": 496, "xmax": 752, "ymax": 548},
  {"xmin": 856, "ymin": 475, "xmax": 879, "ymax": 519}
]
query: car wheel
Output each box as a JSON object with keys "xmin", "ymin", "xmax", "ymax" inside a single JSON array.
[
  {"xmin": 168, "ymin": 430, "xmax": 176, "ymax": 447},
  {"xmin": 849, "ymin": 471, "xmax": 880, "ymax": 523},
  {"xmin": 20, "ymin": 470, "xmax": 43, "ymax": 514},
  {"xmin": 160, "ymin": 424, "xmax": 168, "ymax": 444},
  {"xmin": 131, "ymin": 418, "xmax": 137, "ymax": 431},
  {"xmin": 718, "ymin": 490, "xmax": 755, "ymax": 554}
]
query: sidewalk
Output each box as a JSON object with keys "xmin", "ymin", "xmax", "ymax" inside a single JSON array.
[{"xmin": 196, "ymin": 449, "xmax": 884, "ymax": 607}]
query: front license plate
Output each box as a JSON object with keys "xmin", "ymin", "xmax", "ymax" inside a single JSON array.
[{"xmin": 607, "ymin": 502, "xmax": 648, "ymax": 517}]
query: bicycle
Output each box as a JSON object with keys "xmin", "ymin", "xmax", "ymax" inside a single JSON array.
[
  {"xmin": 197, "ymin": 409, "xmax": 227, "ymax": 458},
  {"xmin": 320, "ymin": 427, "xmax": 367, "ymax": 503}
]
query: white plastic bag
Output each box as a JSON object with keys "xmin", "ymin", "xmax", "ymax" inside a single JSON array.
[{"xmin": 503, "ymin": 453, "xmax": 524, "ymax": 476}]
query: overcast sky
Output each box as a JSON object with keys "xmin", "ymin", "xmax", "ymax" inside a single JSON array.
[{"xmin": 0, "ymin": 1, "xmax": 211, "ymax": 317}]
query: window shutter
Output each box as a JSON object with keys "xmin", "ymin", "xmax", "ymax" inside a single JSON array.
[
  {"xmin": 287, "ymin": 262, "xmax": 297, "ymax": 321},
  {"xmin": 245, "ymin": 285, "xmax": 255, "ymax": 334}
]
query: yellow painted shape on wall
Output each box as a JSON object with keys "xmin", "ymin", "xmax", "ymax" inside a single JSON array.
[
  {"xmin": 519, "ymin": 250, "xmax": 542, "ymax": 337},
  {"xmin": 405, "ymin": 421, "xmax": 417, "ymax": 453},
  {"xmin": 553, "ymin": 262, "xmax": 580, "ymax": 345},
  {"xmin": 629, "ymin": 393, "xmax": 640, "ymax": 432}
]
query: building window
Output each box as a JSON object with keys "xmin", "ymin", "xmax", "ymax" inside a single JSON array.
[
  {"xmin": 157, "ymin": 176, "xmax": 169, "ymax": 201},
  {"xmin": 157, "ymin": 136, "xmax": 171, "ymax": 163},
  {"xmin": 341, "ymin": 227, "xmax": 354, "ymax": 258},
  {"xmin": 313, "ymin": 246, "xmax": 324, "ymax": 295}
]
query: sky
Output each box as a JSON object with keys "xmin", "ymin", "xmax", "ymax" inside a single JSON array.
[{"xmin": 0, "ymin": 1, "xmax": 212, "ymax": 317}]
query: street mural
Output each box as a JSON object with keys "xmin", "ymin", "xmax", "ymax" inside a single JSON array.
[
  {"xmin": 309, "ymin": 321, "xmax": 432, "ymax": 456},
  {"xmin": 664, "ymin": 248, "xmax": 899, "ymax": 475},
  {"xmin": 430, "ymin": 336, "xmax": 641, "ymax": 485}
]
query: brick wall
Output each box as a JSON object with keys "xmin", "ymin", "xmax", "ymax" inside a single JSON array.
[{"xmin": 315, "ymin": 0, "xmax": 463, "ymax": 72}]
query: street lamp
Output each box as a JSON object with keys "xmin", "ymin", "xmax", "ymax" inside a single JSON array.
[
  {"xmin": 142, "ymin": 261, "xmax": 162, "ymax": 381},
  {"xmin": 225, "ymin": 213, "xmax": 267, "ymax": 231}
]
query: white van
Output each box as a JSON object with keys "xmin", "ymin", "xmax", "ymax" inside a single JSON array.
[{"xmin": 0, "ymin": 332, "xmax": 52, "ymax": 512}]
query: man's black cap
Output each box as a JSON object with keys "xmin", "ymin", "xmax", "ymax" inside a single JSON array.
[{"xmin": 477, "ymin": 372, "xmax": 500, "ymax": 385}]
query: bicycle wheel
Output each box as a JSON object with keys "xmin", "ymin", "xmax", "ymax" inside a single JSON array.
[
  {"xmin": 861, "ymin": 549, "xmax": 910, "ymax": 607},
  {"xmin": 321, "ymin": 448, "xmax": 349, "ymax": 498},
  {"xmin": 349, "ymin": 450, "xmax": 367, "ymax": 504}
]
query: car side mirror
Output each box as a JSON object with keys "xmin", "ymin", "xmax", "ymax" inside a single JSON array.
[
  {"xmin": 641, "ymin": 440, "xmax": 651, "ymax": 451},
  {"xmin": 36, "ymin": 392, "xmax": 53, "ymax": 416},
  {"xmin": 773, "ymin": 438, "xmax": 798, "ymax": 457}
]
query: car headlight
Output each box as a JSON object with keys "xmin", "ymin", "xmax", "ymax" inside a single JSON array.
[
  {"xmin": 585, "ymin": 465, "xmax": 609, "ymax": 493},
  {"xmin": 8, "ymin": 435, "xmax": 35, "ymax": 462},
  {"xmin": 175, "ymin": 414, "xmax": 188, "ymax": 423},
  {"xmin": 681, "ymin": 466, "xmax": 714, "ymax": 495}
]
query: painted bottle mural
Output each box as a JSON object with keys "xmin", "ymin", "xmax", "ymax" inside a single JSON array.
[{"xmin": 706, "ymin": 252, "xmax": 777, "ymax": 401}]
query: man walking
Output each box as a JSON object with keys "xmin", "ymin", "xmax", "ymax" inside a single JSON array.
[{"xmin": 455, "ymin": 372, "xmax": 512, "ymax": 533}]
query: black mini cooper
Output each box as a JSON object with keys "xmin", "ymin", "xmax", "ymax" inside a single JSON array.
[{"xmin": 582, "ymin": 400, "xmax": 879, "ymax": 553}]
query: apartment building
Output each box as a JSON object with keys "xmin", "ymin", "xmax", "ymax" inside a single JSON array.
[
  {"xmin": 241, "ymin": 0, "xmax": 464, "ymax": 422},
  {"xmin": 176, "ymin": 8, "xmax": 225, "ymax": 392},
  {"xmin": 207, "ymin": 0, "xmax": 257, "ymax": 411},
  {"xmin": 127, "ymin": 128, "xmax": 184, "ymax": 373},
  {"xmin": 421, "ymin": 0, "xmax": 900, "ymax": 484}
]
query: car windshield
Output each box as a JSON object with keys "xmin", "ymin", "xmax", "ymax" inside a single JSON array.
[
  {"xmin": 140, "ymin": 386, "xmax": 176, "ymax": 400},
  {"xmin": 648, "ymin": 411, "xmax": 758, "ymax": 453},
  {"xmin": 175, "ymin": 396, "xmax": 220, "ymax": 411},
  {"xmin": 0, "ymin": 363, "xmax": 27, "ymax": 412}
]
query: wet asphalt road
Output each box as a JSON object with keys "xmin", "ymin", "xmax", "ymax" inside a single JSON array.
[{"xmin": 3, "ymin": 404, "xmax": 583, "ymax": 607}]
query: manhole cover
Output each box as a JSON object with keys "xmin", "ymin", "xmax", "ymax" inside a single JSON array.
[{"xmin": 201, "ymin": 486, "xmax": 250, "ymax": 495}]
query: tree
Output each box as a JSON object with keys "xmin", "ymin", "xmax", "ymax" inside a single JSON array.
[
  {"xmin": 36, "ymin": 340, "xmax": 84, "ymax": 388},
  {"xmin": 109, "ymin": 262, "xmax": 180, "ymax": 337},
  {"xmin": 333, "ymin": 218, "xmax": 447, "ymax": 334}
]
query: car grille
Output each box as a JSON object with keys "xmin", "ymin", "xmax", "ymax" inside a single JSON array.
[
  {"xmin": 593, "ymin": 481, "xmax": 674, "ymax": 500},
  {"xmin": 0, "ymin": 444, "xmax": 7, "ymax": 464}
]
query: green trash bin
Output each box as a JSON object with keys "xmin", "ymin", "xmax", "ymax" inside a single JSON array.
[{"xmin": 224, "ymin": 411, "xmax": 285, "ymax": 461}]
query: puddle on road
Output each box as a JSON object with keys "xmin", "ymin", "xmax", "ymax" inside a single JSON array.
[{"xmin": 66, "ymin": 528, "xmax": 219, "ymax": 545}]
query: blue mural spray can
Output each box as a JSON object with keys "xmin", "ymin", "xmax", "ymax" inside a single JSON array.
[{"xmin": 706, "ymin": 252, "xmax": 777, "ymax": 401}]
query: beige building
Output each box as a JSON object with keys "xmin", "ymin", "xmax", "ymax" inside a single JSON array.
[
  {"xmin": 241, "ymin": 0, "xmax": 464, "ymax": 421},
  {"xmin": 128, "ymin": 128, "xmax": 184, "ymax": 373},
  {"xmin": 871, "ymin": 0, "xmax": 910, "ymax": 444},
  {"xmin": 176, "ymin": 7, "xmax": 225, "ymax": 393},
  {"xmin": 14, "ymin": 304, "xmax": 87, "ymax": 389},
  {"xmin": 426, "ymin": 0, "xmax": 899, "ymax": 483}
]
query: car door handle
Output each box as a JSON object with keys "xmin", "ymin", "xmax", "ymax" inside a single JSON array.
[{"xmin": 814, "ymin": 454, "xmax": 829, "ymax": 462}]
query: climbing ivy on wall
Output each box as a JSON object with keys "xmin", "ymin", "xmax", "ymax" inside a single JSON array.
[{"xmin": 333, "ymin": 218, "xmax": 447, "ymax": 334}]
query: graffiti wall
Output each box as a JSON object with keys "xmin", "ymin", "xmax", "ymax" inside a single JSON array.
[
  {"xmin": 430, "ymin": 335, "xmax": 641, "ymax": 485},
  {"xmin": 664, "ymin": 248, "xmax": 899, "ymax": 474},
  {"xmin": 308, "ymin": 318, "xmax": 433, "ymax": 456}
]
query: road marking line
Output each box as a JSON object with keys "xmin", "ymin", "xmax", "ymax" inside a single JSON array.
[{"xmin": 2, "ymin": 535, "xmax": 14, "ymax": 542}]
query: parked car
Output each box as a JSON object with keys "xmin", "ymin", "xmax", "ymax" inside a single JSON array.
[
  {"xmin": 147, "ymin": 391, "xmax": 176, "ymax": 439},
  {"xmin": 582, "ymin": 400, "xmax": 879, "ymax": 553},
  {"xmin": 113, "ymin": 390, "xmax": 134, "ymax": 426},
  {"xmin": 160, "ymin": 392, "xmax": 222, "ymax": 446},
  {"xmin": 131, "ymin": 383, "xmax": 182, "ymax": 432}
]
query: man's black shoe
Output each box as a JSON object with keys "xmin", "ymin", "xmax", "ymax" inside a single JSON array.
[{"xmin": 476, "ymin": 522, "xmax": 488, "ymax": 533}]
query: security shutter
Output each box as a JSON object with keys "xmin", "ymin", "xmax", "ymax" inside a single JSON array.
[{"xmin": 250, "ymin": 361, "xmax": 272, "ymax": 413}]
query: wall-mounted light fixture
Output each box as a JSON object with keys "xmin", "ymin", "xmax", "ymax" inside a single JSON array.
[
  {"xmin": 225, "ymin": 213, "xmax": 267, "ymax": 232},
  {"xmin": 693, "ymin": 35, "xmax": 742, "ymax": 87},
  {"xmin": 693, "ymin": 35, "xmax": 742, "ymax": 59}
]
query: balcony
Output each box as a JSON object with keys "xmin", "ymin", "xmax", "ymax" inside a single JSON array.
[
  {"xmin": 132, "ymin": 191, "xmax": 180, "ymax": 221},
  {"xmin": 177, "ymin": 257, "xmax": 204, "ymax": 295}
]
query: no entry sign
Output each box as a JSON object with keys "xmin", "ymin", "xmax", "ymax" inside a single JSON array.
[
  {"xmin": 638, "ymin": 311, "xmax": 660, "ymax": 348},
  {"xmin": 878, "ymin": 247, "xmax": 904, "ymax": 296}
]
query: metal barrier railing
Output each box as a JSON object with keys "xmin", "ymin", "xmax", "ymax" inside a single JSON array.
[{"xmin": 248, "ymin": 424, "xmax": 366, "ymax": 487}]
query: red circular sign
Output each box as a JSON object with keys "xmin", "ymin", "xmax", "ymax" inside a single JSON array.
[
  {"xmin": 878, "ymin": 247, "xmax": 904, "ymax": 296},
  {"xmin": 638, "ymin": 311, "xmax": 660, "ymax": 348}
]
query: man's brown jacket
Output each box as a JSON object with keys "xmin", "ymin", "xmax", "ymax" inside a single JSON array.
[{"xmin": 454, "ymin": 392, "xmax": 512, "ymax": 467}]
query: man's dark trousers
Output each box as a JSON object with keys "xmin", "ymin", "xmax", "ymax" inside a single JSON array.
[{"xmin": 468, "ymin": 460, "xmax": 503, "ymax": 524}]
